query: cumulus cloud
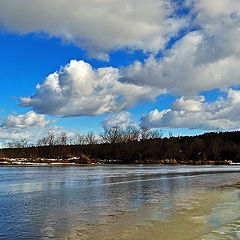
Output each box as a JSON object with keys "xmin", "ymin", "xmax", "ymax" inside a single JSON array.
[
  {"xmin": 19, "ymin": 60, "xmax": 164, "ymax": 117},
  {"xmin": 101, "ymin": 112, "xmax": 137, "ymax": 129},
  {"xmin": 0, "ymin": 0, "xmax": 187, "ymax": 60},
  {"xmin": 2, "ymin": 0, "xmax": 240, "ymax": 133},
  {"xmin": 123, "ymin": 0, "xmax": 240, "ymax": 94},
  {"xmin": 188, "ymin": 0, "xmax": 240, "ymax": 58},
  {"xmin": 123, "ymin": 30, "xmax": 240, "ymax": 94},
  {"xmin": 0, "ymin": 129, "xmax": 35, "ymax": 142},
  {"xmin": 141, "ymin": 89, "xmax": 240, "ymax": 130},
  {"xmin": 1, "ymin": 111, "xmax": 53, "ymax": 129},
  {"xmin": 0, "ymin": 112, "xmax": 57, "ymax": 144},
  {"xmin": 0, "ymin": 125, "xmax": 69, "ymax": 145}
]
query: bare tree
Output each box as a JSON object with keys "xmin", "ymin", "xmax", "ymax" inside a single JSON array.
[
  {"xmin": 73, "ymin": 132, "xmax": 99, "ymax": 145},
  {"xmin": 5, "ymin": 138, "xmax": 28, "ymax": 148},
  {"xmin": 74, "ymin": 133, "xmax": 87, "ymax": 145},
  {"xmin": 100, "ymin": 126, "xmax": 124, "ymax": 144},
  {"xmin": 149, "ymin": 129, "xmax": 163, "ymax": 139},
  {"xmin": 85, "ymin": 131, "xmax": 99, "ymax": 145},
  {"xmin": 37, "ymin": 132, "xmax": 56, "ymax": 146},
  {"xmin": 122, "ymin": 126, "xmax": 139, "ymax": 142},
  {"xmin": 56, "ymin": 132, "xmax": 68, "ymax": 145},
  {"xmin": 140, "ymin": 126, "xmax": 163, "ymax": 140},
  {"xmin": 139, "ymin": 126, "xmax": 151, "ymax": 140}
]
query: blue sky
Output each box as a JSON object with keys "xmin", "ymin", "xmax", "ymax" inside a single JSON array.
[{"xmin": 0, "ymin": 0, "xmax": 240, "ymax": 145}]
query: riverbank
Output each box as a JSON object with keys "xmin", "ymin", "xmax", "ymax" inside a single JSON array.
[
  {"xmin": 0, "ymin": 157, "xmax": 91, "ymax": 166},
  {"xmin": 0, "ymin": 157, "xmax": 230, "ymax": 166},
  {"xmin": 1, "ymin": 131, "xmax": 240, "ymax": 165}
]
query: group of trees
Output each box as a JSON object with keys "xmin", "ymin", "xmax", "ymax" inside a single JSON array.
[
  {"xmin": 2, "ymin": 128, "xmax": 240, "ymax": 164},
  {"xmin": 99, "ymin": 126, "xmax": 163, "ymax": 144},
  {"xmin": 3, "ymin": 126, "xmax": 163, "ymax": 148},
  {"xmin": 4, "ymin": 138, "xmax": 29, "ymax": 149}
]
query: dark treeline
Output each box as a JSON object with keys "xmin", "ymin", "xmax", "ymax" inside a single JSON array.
[{"xmin": 1, "ymin": 130, "xmax": 240, "ymax": 164}]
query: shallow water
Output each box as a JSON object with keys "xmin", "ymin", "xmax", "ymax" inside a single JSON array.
[{"xmin": 0, "ymin": 165, "xmax": 240, "ymax": 239}]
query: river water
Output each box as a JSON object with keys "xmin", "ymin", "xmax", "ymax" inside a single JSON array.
[{"xmin": 0, "ymin": 165, "xmax": 240, "ymax": 240}]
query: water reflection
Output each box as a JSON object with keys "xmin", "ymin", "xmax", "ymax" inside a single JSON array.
[{"xmin": 0, "ymin": 165, "xmax": 240, "ymax": 239}]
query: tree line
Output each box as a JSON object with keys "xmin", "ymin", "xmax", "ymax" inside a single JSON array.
[
  {"xmin": 3, "ymin": 126, "xmax": 163, "ymax": 148},
  {"xmin": 1, "ymin": 127, "xmax": 240, "ymax": 164}
]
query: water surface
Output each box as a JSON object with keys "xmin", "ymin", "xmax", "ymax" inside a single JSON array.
[{"xmin": 0, "ymin": 165, "xmax": 240, "ymax": 239}]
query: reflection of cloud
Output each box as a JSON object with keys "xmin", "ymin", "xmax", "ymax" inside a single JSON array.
[{"xmin": 0, "ymin": 182, "xmax": 45, "ymax": 193}]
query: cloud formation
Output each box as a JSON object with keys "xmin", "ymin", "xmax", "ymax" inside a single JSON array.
[
  {"xmin": 0, "ymin": 0, "xmax": 186, "ymax": 60},
  {"xmin": 0, "ymin": 111, "xmax": 56, "ymax": 143},
  {"xmin": 141, "ymin": 89, "xmax": 240, "ymax": 130},
  {"xmin": 2, "ymin": 0, "xmax": 240, "ymax": 133},
  {"xmin": 101, "ymin": 112, "xmax": 137, "ymax": 129},
  {"xmin": 20, "ymin": 60, "xmax": 164, "ymax": 117},
  {"xmin": 0, "ymin": 125, "xmax": 67, "ymax": 145},
  {"xmin": 2, "ymin": 111, "xmax": 52, "ymax": 129},
  {"xmin": 123, "ymin": 31, "xmax": 240, "ymax": 94},
  {"xmin": 123, "ymin": 0, "xmax": 240, "ymax": 94}
]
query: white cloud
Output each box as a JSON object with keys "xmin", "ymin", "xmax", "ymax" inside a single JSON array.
[
  {"xmin": 141, "ymin": 89, "xmax": 240, "ymax": 130},
  {"xmin": 188, "ymin": 0, "xmax": 240, "ymax": 57},
  {"xmin": 1, "ymin": 111, "xmax": 53, "ymax": 129},
  {"xmin": 2, "ymin": 0, "xmax": 240, "ymax": 133},
  {"xmin": 20, "ymin": 60, "xmax": 164, "ymax": 117},
  {"xmin": 101, "ymin": 112, "xmax": 137, "ymax": 129},
  {"xmin": 0, "ymin": 112, "xmax": 60, "ymax": 145},
  {"xmin": 187, "ymin": 0, "xmax": 240, "ymax": 19},
  {"xmin": 122, "ymin": 0, "xmax": 240, "ymax": 94},
  {"xmin": 0, "ymin": 129, "xmax": 34, "ymax": 142},
  {"xmin": 0, "ymin": 111, "xmax": 56, "ymax": 145},
  {"xmin": 0, "ymin": 125, "xmax": 68, "ymax": 145},
  {"xmin": 123, "ymin": 30, "xmax": 240, "ymax": 94},
  {"xmin": 0, "ymin": 0, "xmax": 187, "ymax": 60}
]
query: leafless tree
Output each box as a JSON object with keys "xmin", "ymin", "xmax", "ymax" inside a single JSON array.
[
  {"xmin": 85, "ymin": 131, "xmax": 99, "ymax": 145},
  {"xmin": 149, "ymin": 129, "xmax": 163, "ymax": 139},
  {"xmin": 122, "ymin": 126, "xmax": 139, "ymax": 142},
  {"xmin": 73, "ymin": 132, "xmax": 99, "ymax": 145},
  {"xmin": 37, "ymin": 132, "xmax": 56, "ymax": 146},
  {"xmin": 100, "ymin": 125, "xmax": 124, "ymax": 144},
  {"xmin": 140, "ymin": 126, "xmax": 163, "ymax": 140},
  {"xmin": 5, "ymin": 138, "xmax": 28, "ymax": 148},
  {"xmin": 139, "ymin": 126, "xmax": 151, "ymax": 140},
  {"xmin": 56, "ymin": 132, "xmax": 68, "ymax": 145},
  {"xmin": 74, "ymin": 133, "xmax": 87, "ymax": 145}
]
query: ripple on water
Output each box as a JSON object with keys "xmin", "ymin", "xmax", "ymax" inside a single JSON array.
[
  {"xmin": 201, "ymin": 219, "xmax": 240, "ymax": 240},
  {"xmin": 1, "ymin": 166, "xmax": 240, "ymax": 239}
]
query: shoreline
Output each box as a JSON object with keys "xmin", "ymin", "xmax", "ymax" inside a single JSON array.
[{"xmin": 0, "ymin": 157, "xmax": 231, "ymax": 166}]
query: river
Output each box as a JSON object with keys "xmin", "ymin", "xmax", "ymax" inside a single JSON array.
[{"xmin": 0, "ymin": 165, "xmax": 240, "ymax": 239}]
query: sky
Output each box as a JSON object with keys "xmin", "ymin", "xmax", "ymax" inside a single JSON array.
[{"xmin": 0, "ymin": 0, "xmax": 240, "ymax": 145}]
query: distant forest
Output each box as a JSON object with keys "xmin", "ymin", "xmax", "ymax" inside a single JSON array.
[{"xmin": 1, "ymin": 127, "xmax": 240, "ymax": 164}]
